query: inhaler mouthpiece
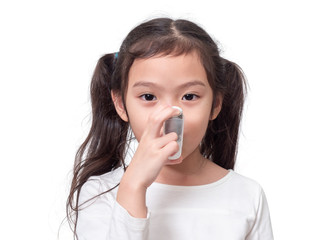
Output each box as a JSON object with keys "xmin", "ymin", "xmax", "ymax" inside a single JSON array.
[{"xmin": 164, "ymin": 106, "xmax": 184, "ymax": 160}]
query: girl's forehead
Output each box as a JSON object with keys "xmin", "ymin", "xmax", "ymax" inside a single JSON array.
[
  {"xmin": 127, "ymin": 51, "xmax": 209, "ymax": 89},
  {"xmin": 129, "ymin": 51, "xmax": 203, "ymax": 74}
]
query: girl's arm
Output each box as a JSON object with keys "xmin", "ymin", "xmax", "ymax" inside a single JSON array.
[
  {"xmin": 77, "ymin": 176, "xmax": 149, "ymax": 240},
  {"xmin": 245, "ymin": 188, "xmax": 274, "ymax": 240},
  {"xmin": 116, "ymin": 105, "xmax": 181, "ymax": 218},
  {"xmin": 77, "ymin": 105, "xmax": 180, "ymax": 239}
]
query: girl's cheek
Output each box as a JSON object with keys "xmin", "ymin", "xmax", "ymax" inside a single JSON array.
[
  {"xmin": 128, "ymin": 118, "xmax": 144, "ymax": 142},
  {"xmin": 183, "ymin": 118, "xmax": 197, "ymax": 138},
  {"xmin": 184, "ymin": 115, "xmax": 208, "ymax": 139}
]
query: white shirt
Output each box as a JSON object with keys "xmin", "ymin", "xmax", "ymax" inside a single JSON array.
[{"xmin": 77, "ymin": 167, "xmax": 273, "ymax": 240}]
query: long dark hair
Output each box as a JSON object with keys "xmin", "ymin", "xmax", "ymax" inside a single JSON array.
[{"xmin": 67, "ymin": 17, "xmax": 246, "ymax": 237}]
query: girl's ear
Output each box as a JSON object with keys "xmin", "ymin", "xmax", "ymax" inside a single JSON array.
[
  {"xmin": 210, "ymin": 93, "xmax": 223, "ymax": 120},
  {"xmin": 111, "ymin": 91, "xmax": 129, "ymax": 122}
]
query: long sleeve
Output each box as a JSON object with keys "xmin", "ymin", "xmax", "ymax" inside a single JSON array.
[
  {"xmin": 75, "ymin": 168, "xmax": 274, "ymax": 240},
  {"xmin": 76, "ymin": 177, "xmax": 149, "ymax": 240},
  {"xmin": 245, "ymin": 188, "xmax": 274, "ymax": 240}
]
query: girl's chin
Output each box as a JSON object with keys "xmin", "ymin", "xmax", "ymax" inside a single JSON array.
[{"xmin": 165, "ymin": 155, "xmax": 184, "ymax": 165}]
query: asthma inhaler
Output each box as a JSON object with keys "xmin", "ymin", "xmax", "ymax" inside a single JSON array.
[{"xmin": 164, "ymin": 106, "xmax": 184, "ymax": 160}]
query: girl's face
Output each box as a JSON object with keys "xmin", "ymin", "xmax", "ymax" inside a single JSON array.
[{"xmin": 114, "ymin": 51, "xmax": 221, "ymax": 161}]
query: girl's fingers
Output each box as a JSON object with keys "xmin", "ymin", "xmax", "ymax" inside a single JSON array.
[
  {"xmin": 146, "ymin": 105, "xmax": 181, "ymax": 139},
  {"xmin": 160, "ymin": 140, "xmax": 180, "ymax": 161},
  {"xmin": 155, "ymin": 132, "xmax": 178, "ymax": 148}
]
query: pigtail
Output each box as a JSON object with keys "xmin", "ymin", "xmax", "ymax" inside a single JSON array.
[
  {"xmin": 66, "ymin": 53, "xmax": 129, "ymax": 238},
  {"xmin": 79, "ymin": 53, "xmax": 129, "ymax": 176},
  {"xmin": 201, "ymin": 59, "xmax": 247, "ymax": 170}
]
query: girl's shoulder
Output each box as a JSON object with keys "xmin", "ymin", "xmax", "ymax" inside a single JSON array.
[
  {"xmin": 80, "ymin": 167, "xmax": 124, "ymax": 202},
  {"xmin": 99, "ymin": 166, "xmax": 124, "ymax": 182},
  {"xmin": 229, "ymin": 170, "xmax": 262, "ymax": 187},
  {"xmin": 226, "ymin": 170, "xmax": 266, "ymax": 199},
  {"xmin": 86, "ymin": 166, "xmax": 124, "ymax": 189}
]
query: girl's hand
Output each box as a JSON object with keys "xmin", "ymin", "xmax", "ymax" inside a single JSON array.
[
  {"xmin": 117, "ymin": 105, "xmax": 182, "ymax": 217},
  {"xmin": 127, "ymin": 105, "xmax": 182, "ymax": 188}
]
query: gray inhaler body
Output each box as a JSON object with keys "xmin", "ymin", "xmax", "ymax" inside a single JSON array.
[{"xmin": 163, "ymin": 106, "xmax": 184, "ymax": 160}]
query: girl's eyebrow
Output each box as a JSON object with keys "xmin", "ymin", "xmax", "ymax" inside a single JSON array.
[{"xmin": 132, "ymin": 80, "xmax": 206, "ymax": 89}]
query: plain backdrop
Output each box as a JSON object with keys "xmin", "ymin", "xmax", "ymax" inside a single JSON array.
[{"xmin": 0, "ymin": 0, "xmax": 319, "ymax": 239}]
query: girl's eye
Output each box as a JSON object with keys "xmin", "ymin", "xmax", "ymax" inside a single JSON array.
[
  {"xmin": 140, "ymin": 94, "xmax": 157, "ymax": 101},
  {"xmin": 182, "ymin": 94, "xmax": 199, "ymax": 101}
]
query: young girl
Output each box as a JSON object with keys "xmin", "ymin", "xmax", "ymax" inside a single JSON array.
[{"xmin": 67, "ymin": 18, "xmax": 273, "ymax": 240}]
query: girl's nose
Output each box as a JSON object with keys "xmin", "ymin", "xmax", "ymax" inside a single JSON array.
[{"xmin": 161, "ymin": 99, "xmax": 181, "ymax": 109}]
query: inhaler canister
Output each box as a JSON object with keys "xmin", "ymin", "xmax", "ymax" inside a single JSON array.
[{"xmin": 164, "ymin": 106, "xmax": 184, "ymax": 160}]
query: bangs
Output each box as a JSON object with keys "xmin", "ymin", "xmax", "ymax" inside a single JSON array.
[{"xmin": 128, "ymin": 34, "xmax": 202, "ymax": 59}]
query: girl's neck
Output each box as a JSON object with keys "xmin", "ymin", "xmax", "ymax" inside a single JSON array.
[{"xmin": 155, "ymin": 147, "xmax": 229, "ymax": 186}]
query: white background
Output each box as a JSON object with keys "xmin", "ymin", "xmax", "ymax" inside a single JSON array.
[{"xmin": 1, "ymin": 0, "xmax": 319, "ymax": 239}]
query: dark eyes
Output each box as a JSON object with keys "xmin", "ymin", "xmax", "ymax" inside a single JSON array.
[
  {"xmin": 140, "ymin": 94, "xmax": 157, "ymax": 101},
  {"xmin": 140, "ymin": 94, "xmax": 199, "ymax": 101},
  {"xmin": 182, "ymin": 94, "xmax": 198, "ymax": 101}
]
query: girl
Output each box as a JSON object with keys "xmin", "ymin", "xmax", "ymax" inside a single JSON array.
[{"xmin": 67, "ymin": 18, "xmax": 273, "ymax": 239}]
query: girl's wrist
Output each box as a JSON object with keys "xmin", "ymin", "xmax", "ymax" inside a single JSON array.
[
  {"xmin": 120, "ymin": 176, "xmax": 147, "ymax": 194},
  {"xmin": 117, "ymin": 176, "xmax": 148, "ymax": 218}
]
